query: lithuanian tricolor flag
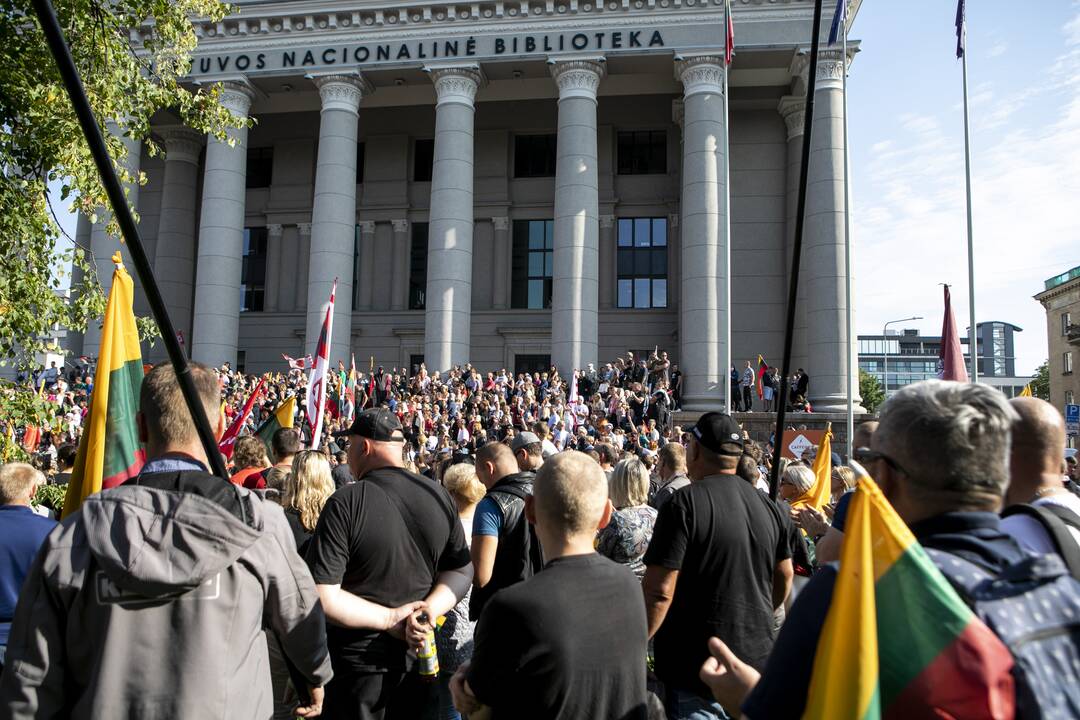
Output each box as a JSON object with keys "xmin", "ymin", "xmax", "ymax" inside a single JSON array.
[
  {"xmin": 803, "ymin": 473, "xmax": 1014, "ymax": 719},
  {"xmin": 63, "ymin": 253, "xmax": 145, "ymax": 518},
  {"xmin": 255, "ymin": 396, "xmax": 296, "ymax": 455}
]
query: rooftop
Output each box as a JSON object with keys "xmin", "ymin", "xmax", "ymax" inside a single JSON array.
[{"xmin": 1045, "ymin": 265, "xmax": 1080, "ymax": 291}]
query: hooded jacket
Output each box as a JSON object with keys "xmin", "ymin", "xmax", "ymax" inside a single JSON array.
[{"xmin": 0, "ymin": 470, "xmax": 333, "ymax": 719}]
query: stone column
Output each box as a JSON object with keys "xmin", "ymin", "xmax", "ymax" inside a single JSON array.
[
  {"xmin": 778, "ymin": 95, "xmax": 808, "ymax": 376},
  {"xmin": 423, "ymin": 64, "xmax": 483, "ymax": 371},
  {"xmin": 804, "ymin": 49, "xmax": 861, "ymax": 412},
  {"xmin": 191, "ymin": 81, "xmax": 253, "ymax": 367},
  {"xmin": 305, "ymin": 74, "xmax": 371, "ymax": 365},
  {"xmin": 550, "ymin": 58, "xmax": 604, "ymax": 376},
  {"xmin": 390, "ymin": 219, "xmax": 410, "ymax": 311},
  {"xmin": 85, "ymin": 129, "xmax": 142, "ymax": 357},
  {"xmin": 264, "ymin": 223, "xmax": 284, "ymax": 312},
  {"xmin": 491, "ymin": 216, "xmax": 510, "ymax": 310},
  {"xmin": 667, "ymin": 212, "xmax": 680, "ymax": 310},
  {"xmin": 295, "ymin": 223, "xmax": 311, "ymax": 311},
  {"xmin": 153, "ymin": 127, "xmax": 203, "ymax": 351},
  {"xmin": 357, "ymin": 220, "xmax": 376, "ymax": 310},
  {"xmin": 598, "ymin": 214, "xmax": 615, "ymax": 310},
  {"xmin": 675, "ymin": 55, "xmax": 728, "ymax": 410}
]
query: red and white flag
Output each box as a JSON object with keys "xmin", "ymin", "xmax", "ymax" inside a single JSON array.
[
  {"xmin": 219, "ymin": 378, "xmax": 266, "ymax": 460},
  {"xmin": 283, "ymin": 353, "xmax": 314, "ymax": 370},
  {"xmin": 938, "ymin": 284, "xmax": 969, "ymax": 383},
  {"xmin": 306, "ymin": 280, "xmax": 337, "ymax": 449}
]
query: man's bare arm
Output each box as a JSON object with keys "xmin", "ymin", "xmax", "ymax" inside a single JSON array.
[{"xmin": 643, "ymin": 565, "xmax": 679, "ymax": 639}]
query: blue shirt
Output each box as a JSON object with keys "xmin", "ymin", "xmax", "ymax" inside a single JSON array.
[
  {"xmin": 0, "ymin": 506, "xmax": 58, "ymax": 644},
  {"xmin": 473, "ymin": 496, "xmax": 503, "ymax": 537}
]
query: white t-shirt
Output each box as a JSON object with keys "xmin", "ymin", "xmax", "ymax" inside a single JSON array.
[{"xmin": 1000, "ymin": 490, "xmax": 1080, "ymax": 555}]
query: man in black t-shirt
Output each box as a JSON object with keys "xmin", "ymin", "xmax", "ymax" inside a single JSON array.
[
  {"xmin": 452, "ymin": 451, "xmax": 648, "ymax": 719},
  {"xmin": 306, "ymin": 408, "xmax": 473, "ymax": 720},
  {"xmin": 642, "ymin": 412, "xmax": 792, "ymax": 720}
]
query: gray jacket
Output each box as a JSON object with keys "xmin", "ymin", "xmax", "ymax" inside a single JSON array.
[{"xmin": 0, "ymin": 482, "xmax": 333, "ymax": 719}]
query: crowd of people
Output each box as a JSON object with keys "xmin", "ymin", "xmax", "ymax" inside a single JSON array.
[{"xmin": 1, "ymin": 350, "xmax": 1079, "ymax": 718}]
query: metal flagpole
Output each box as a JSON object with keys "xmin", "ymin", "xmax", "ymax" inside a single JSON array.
[
  {"xmin": 723, "ymin": 61, "xmax": 733, "ymax": 415},
  {"xmin": 842, "ymin": 16, "xmax": 855, "ymax": 454},
  {"xmin": 768, "ymin": 0, "xmax": 826, "ymax": 500},
  {"xmin": 960, "ymin": 7, "xmax": 979, "ymax": 382}
]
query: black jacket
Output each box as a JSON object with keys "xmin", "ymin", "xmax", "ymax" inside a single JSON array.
[{"xmin": 469, "ymin": 471, "xmax": 544, "ymax": 620}]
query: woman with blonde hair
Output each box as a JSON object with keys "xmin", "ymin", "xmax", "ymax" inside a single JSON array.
[
  {"xmin": 436, "ymin": 463, "xmax": 487, "ymax": 720},
  {"xmin": 230, "ymin": 435, "xmax": 271, "ymax": 490},
  {"xmin": 596, "ymin": 457, "xmax": 658, "ymax": 581},
  {"xmin": 282, "ymin": 450, "xmax": 335, "ymax": 554}
]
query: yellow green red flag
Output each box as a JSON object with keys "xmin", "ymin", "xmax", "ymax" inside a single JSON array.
[
  {"xmin": 803, "ymin": 471, "xmax": 1014, "ymax": 719},
  {"xmin": 255, "ymin": 396, "xmax": 296, "ymax": 454},
  {"xmin": 63, "ymin": 253, "xmax": 145, "ymax": 518}
]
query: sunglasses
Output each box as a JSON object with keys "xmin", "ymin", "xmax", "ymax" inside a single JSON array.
[{"xmin": 853, "ymin": 447, "xmax": 909, "ymax": 477}]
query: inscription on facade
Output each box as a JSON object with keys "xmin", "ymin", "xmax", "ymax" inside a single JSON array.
[{"xmin": 190, "ymin": 23, "xmax": 725, "ymax": 78}]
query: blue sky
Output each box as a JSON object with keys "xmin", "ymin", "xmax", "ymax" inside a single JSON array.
[{"xmin": 848, "ymin": 0, "xmax": 1080, "ymax": 375}]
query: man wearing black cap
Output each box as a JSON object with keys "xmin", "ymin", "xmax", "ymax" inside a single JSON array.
[
  {"xmin": 305, "ymin": 408, "xmax": 473, "ymax": 719},
  {"xmin": 642, "ymin": 412, "xmax": 792, "ymax": 720}
]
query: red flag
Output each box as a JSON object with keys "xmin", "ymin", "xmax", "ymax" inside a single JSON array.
[
  {"xmin": 938, "ymin": 285, "xmax": 969, "ymax": 382},
  {"xmin": 306, "ymin": 280, "xmax": 337, "ymax": 449},
  {"xmin": 756, "ymin": 355, "xmax": 770, "ymax": 399},
  {"xmin": 724, "ymin": 0, "xmax": 735, "ymax": 66},
  {"xmin": 283, "ymin": 353, "xmax": 314, "ymax": 370},
  {"xmin": 219, "ymin": 378, "xmax": 266, "ymax": 459}
]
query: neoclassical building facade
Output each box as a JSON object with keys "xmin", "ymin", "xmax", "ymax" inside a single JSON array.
[{"xmin": 74, "ymin": 0, "xmax": 862, "ymax": 412}]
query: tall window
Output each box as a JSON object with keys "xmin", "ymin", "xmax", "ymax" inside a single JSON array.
[
  {"xmin": 356, "ymin": 142, "xmax": 366, "ymax": 183},
  {"xmin": 1067, "ymin": 390, "xmax": 1075, "ymax": 405},
  {"xmin": 414, "ymin": 138, "xmax": 435, "ymax": 182},
  {"xmin": 514, "ymin": 135, "xmax": 557, "ymax": 178},
  {"xmin": 617, "ymin": 218, "xmax": 667, "ymax": 308},
  {"xmin": 246, "ymin": 147, "xmax": 274, "ymax": 188},
  {"xmin": 240, "ymin": 227, "xmax": 268, "ymax": 312},
  {"xmin": 617, "ymin": 131, "xmax": 666, "ymax": 175},
  {"xmin": 409, "ymin": 222, "xmax": 429, "ymax": 310},
  {"xmin": 1066, "ymin": 351, "xmax": 1074, "ymax": 375},
  {"xmin": 511, "ymin": 220, "xmax": 554, "ymax": 309},
  {"xmin": 1064, "ymin": 312, "xmax": 1073, "ymax": 336},
  {"xmin": 992, "ymin": 323, "xmax": 1007, "ymax": 376}
]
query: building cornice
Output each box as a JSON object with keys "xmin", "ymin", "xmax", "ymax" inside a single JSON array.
[{"xmin": 1035, "ymin": 279, "xmax": 1080, "ymax": 305}]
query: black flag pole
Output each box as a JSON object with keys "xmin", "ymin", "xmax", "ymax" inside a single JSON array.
[
  {"xmin": 769, "ymin": 0, "xmax": 826, "ymax": 501},
  {"xmin": 30, "ymin": 0, "xmax": 231, "ymax": 485}
]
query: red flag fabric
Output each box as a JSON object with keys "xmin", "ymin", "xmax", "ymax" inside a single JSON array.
[
  {"xmin": 219, "ymin": 378, "xmax": 265, "ymax": 459},
  {"xmin": 306, "ymin": 280, "xmax": 337, "ymax": 449},
  {"xmin": 938, "ymin": 285, "xmax": 970, "ymax": 382},
  {"xmin": 283, "ymin": 353, "xmax": 314, "ymax": 370},
  {"xmin": 756, "ymin": 355, "xmax": 769, "ymax": 399},
  {"xmin": 724, "ymin": 0, "xmax": 735, "ymax": 65}
]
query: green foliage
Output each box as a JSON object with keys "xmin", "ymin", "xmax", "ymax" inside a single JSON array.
[
  {"xmin": 0, "ymin": 0, "xmax": 243, "ymax": 429},
  {"xmin": 33, "ymin": 483, "xmax": 67, "ymax": 515},
  {"xmin": 1031, "ymin": 360, "xmax": 1050, "ymax": 401},
  {"xmin": 859, "ymin": 369, "xmax": 885, "ymax": 414}
]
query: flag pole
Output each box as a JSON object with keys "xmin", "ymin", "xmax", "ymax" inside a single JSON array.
[
  {"xmin": 842, "ymin": 13, "xmax": 855, "ymax": 456},
  {"xmin": 31, "ymin": 0, "xmax": 229, "ymax": 486},
  {"xmin": 723, "ymin": 60, "xmax": 733, "ymax": 416},
  {"xmin": 960, "ymin": 15, "xmax": 979, "ymax": 383},
  {"xmin": 768, "ymin": 0, "xmax": 826, "ymax": 501}
]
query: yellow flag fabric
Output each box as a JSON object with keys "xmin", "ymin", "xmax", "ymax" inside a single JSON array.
[
  {"xmin": 1019, "ymin": 384, "xmax": 1033, "ymax": 397},
  {"xmin": 63, "ymin": 253, "xmax": 145, "ymax": 518},
  {"xmin": 793, "ymin": 428, "xmax": 832, "ymax": 512}
]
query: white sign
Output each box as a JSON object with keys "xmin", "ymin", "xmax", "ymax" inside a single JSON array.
[
  {"xmin": 1066, "ymin": 403, "xmax": 1079, "ymax": 438},
  {"xmin": 788, "ymin": 434, "xmax": 813, "ymax": 460}
]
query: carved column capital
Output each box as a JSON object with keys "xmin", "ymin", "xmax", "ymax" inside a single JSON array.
[
  {"xmin": 358, "ymin": 220, "xmax": 376, "ymax": 234},
  {"xmin": 266, "ymin": 223, "xmax": 284, "ymax": 237},
  {"xmin": 218, "ymin": 80, "xmax": 255, "ymax": 118},
  {"xmin": 315, "ymin": 74, "xmax": 372, "ymax": 114},
  {"xmin": 391, "ymin": 218, "xmax": 410, "ymax": 233},
  {"xmin": 599, "ymin": 214, "xmax": 615, "ymax": 229},
  {"xmin": 491, "ymin": 216, "xmax": 510, "ymax": 231},
  {"xmin": 425, "ymin": 64, "xmax": 484, "ymax": 108},
  {"xmin": 296, "ymin": 222, "xmax": 312, "ymax": 236},
  {"xmin": 549, "ymin": 57, "xmax": 605, "ymax": 102},
  {"xmin": 777, "ymin": 96, "xmax": 807, "ymax": 141},
  {"xmin": 675, "ymin": 55, "xmax": 726, "ymax": 99},
  {"xmin": 160, "ymin": 127, "xmax": 204, "ymax": 165}
]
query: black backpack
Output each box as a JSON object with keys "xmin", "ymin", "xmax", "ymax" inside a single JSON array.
[
  {"xmin": 926, "ymin": 548, "xmax": 1080, "ymax": 719},
  {"xmin": 1001, "ymin": 503, "xmax": 1080, "ymax": 580}
]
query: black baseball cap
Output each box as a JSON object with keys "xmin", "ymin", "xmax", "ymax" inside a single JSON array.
[
  {"xmin": 690, "ymin": 412, "xmax": 744, "ymax": 456},
  {"xmin": 332, "ymin": 408, "xmax": 405, "ymax": 441}
]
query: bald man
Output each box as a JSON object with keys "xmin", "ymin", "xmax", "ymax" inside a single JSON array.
[
  {"xmin": 452, "ymin": 452, "xmax": 648, "ymax": 719},
  {"xmin": 1000, "ymin": 397, "xmax": 1080, "ymax": 568}
]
